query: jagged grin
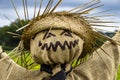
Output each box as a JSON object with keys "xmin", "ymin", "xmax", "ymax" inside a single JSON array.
[{"xmin": 38, "ymin": 39, "xmax": 79, "ymax": 52}]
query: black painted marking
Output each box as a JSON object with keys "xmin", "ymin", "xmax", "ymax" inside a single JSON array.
[
  {"xmin": 31, "ymin": 36, "xmax": 36, "ymax": 40},
  {"xmin": 43, "ymin": 30, "xmax": 56, "ymax": 40},
  {"xmin": 38, "ymin": 39, "xmax": 79, "ymax": 52},
  {"xmin": 39, "ymin": 41, "xmax": 42, "ymax": 46},
  {"xmin": 60, "ymin": 30, "xmax": 73, "ymax": 38},
  {"xmin": 43, "ymin": 30, "xmax": 49, "ymax": 40},
  {"xmin": 32, "ymin": 31, "xmax": 43, "ymax": 40},
  {"xmin": 46, "ymin": 32, "xmax": 56, "ymax": 39}
]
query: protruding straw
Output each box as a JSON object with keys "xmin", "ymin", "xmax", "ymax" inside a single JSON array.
[
  {"xmin": 50, "ymin": 0, "xmax": 63, "ymax": 13},
  {"xmin": 10, "ymin": 0, "xmax": 23, "ymax": 26},
  {"xmin": 16, "ymin": 24, "xmax": 30, "ymax": 32}
]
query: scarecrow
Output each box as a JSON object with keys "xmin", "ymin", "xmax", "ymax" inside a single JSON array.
[{"xmin": 0, "ymin": 0, "xmax": 120, "ymax": 80}]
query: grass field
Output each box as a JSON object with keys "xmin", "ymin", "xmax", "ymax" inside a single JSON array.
[{"xmin": 117, "ymin": 66, "xmax": 120, "ymax": 80}]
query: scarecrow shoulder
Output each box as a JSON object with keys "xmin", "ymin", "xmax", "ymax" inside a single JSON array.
[
  {"xmin": 66, "ymin": 40, "xmax": 120, "ymax": 80},
  {"xmin": 112, "ymin": 31, "xmax": 120, "ymax": 42}
]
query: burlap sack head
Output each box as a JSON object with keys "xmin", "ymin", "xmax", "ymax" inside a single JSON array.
[
  {"xmin": 30, "ymin": 29, "xmax": 84, "ymax": 64},
  {"xmin": 21, "ymin": 12, "xmax": 97, "ymax": 64}
]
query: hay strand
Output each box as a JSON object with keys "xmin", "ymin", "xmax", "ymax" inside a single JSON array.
[
  {"xmin": 4, "ymin": 15, "xmax": 19, "ymax": 28},
  {"xmin": 78, "ymin": 4, "xmax": 104, "ymax": 14},
  {"xmin": 50, "ymin": 0, "xmax": 63, "ymax": 13},
  {"xmin": 22, "ymin": 0, "xmax": 27, "ymax": 21},
  {"xmin": 75, "ymin": 0, "xmax": 101, "ymax": 13},
  {"xmin": 68, "ymin": 0, "xmax": 98, "ymax": 12},
  {"xmin": 90, "ymin": 24, "xmax": 119, "ymax": 28},
  {"xmin": 37, "ymin": 0, "xmax": 43, "ymax": 17},
  {"xmin": 41, "ymin": 0, "xmax": 54, "ymax": 17},
  {"xmin": 33, "ymin": 0, "xmax": 37, "ymax": 20},
  {"xmin": 10, "ymin": 0, "xmax": 23, "ymax": 26},
  {"xmin": 25, "ymin": 0, "xmax": 29, "ymax": 20}
]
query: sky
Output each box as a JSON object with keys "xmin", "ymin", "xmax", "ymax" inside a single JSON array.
[{"xmin": 0, "ymin": 0, "xmax": 120, "ymax": 31}]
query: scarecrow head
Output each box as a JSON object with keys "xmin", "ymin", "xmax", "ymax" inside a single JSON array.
[{"xmin": 21, "ymin": 13, "xmax": 97, "ymax": 65}]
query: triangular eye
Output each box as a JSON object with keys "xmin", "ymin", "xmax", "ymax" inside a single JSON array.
[
  {"xmin": 61, "ymin": 30, "xmax": 73, "ymax": 37},
  {"xmin": 46, "ymin": 32, "xmax": 56, "ymax": 38},
  {"xmin": 43, "ymin": 31, "xmax": 56, "ymax": 40}
]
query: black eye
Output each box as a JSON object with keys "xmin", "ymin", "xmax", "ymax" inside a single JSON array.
[
  {"xmin": 43, "ymin": 31, "xmax": 56, "ymax": 40},
  {"xmin": 46, "ymin": 32, "xmax": 56, "ymax": 38},
  {"xmin": 61, "ymin": 30, "xmax": 73, "ymax": 38}
]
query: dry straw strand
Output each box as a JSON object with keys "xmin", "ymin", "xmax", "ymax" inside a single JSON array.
[{"xmin": 10, "ymin": 0, "xmax": 23, "ymax": 26}]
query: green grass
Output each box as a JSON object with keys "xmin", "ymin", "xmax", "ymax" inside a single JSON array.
[
  {"xmin": 6, "ymin": 50, "xmax": 40, "ymax": 70},
  {"xmin": 117, "ymin": 66, "xmax": 120, "ymax": 80}
]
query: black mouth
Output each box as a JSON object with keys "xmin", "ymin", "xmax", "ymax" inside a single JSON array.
[{"xmin": 38, "ymin": 39, "xmax": 79, "ymax": 52}]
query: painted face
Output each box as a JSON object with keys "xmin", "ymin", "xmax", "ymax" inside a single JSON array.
[{"xmin": 30, "ymin": 29, "xmax": 84, "ymax": 65}]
